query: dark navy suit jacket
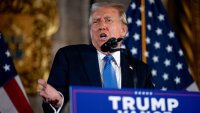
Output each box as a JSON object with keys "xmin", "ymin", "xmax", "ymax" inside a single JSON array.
[{"xmin": 42, "ymin": 44, "xmax": 154, "ymax": 113}]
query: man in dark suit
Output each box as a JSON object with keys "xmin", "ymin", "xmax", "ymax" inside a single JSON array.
[{"xmin": 38, "ymin": 2, "xmax": 154, "ymax": 113}]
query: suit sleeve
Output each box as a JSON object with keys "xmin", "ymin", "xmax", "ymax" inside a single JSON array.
[
  {"xmin": 144, "ymin": 66, "xmax": 155, "ymax": 89},
  {"xmin": 133, "ymin": 58, "xmax": 154, "ymax": 89},
  {"xmin": 42, "ymin": 47, "xmax": 69, "ymax": 113}
]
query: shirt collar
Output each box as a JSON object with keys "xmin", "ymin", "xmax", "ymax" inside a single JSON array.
[{"xmin": 97, "ymin": 51, "xmax": 120, "ymax": 67}]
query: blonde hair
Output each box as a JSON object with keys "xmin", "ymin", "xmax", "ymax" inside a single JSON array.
[{"xmin": 89, "ymin": 2, "xmax": 128, "ymax": 26}]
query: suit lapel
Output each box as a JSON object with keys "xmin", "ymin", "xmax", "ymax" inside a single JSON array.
[
  {"xmin": 80, "ymin": 45, "xmax": 102, "ymax": 87},
  {"xmin": 121, "ymin": 52, "xmax": 135, "ymax": 88}
]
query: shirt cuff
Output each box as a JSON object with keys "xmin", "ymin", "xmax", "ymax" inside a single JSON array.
[{"xmin": 49, "ymin": 92, "xmax": 64, "ymax": 113}]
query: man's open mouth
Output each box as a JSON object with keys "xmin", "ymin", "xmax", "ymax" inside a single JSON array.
[{"xmin": 99, "ymin": 33, "xmax": 107, "ymax": 39}]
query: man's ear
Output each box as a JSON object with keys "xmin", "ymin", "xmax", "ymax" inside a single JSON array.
[{"xmin": 121, "ymin": 25, "xmax": 128, "ymax": 37}]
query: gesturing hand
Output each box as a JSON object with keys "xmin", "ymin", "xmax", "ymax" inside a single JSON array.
[{"xmin": 38, "ymin": 79, "xmax": 63, "ymax": 107}]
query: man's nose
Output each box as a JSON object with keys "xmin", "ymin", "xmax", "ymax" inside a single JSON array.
[{"xmin": 98, "ymin": 21, "xmax": 107, "ymax": 30}]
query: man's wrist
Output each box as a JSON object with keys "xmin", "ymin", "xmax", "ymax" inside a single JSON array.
[
  {"xmin": 49, "ymin": 92, "xmax": 63, "ymax": 108},
  {"xmin": 49, "ymin": 92, "xmax": 64, "ymax": 113},
  {"xmin": 55, "ymin": 92, "xmax": 63, "ymax": 108}
]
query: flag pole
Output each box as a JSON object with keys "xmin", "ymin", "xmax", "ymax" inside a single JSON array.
[{"xmin": 141, "ymin": 0, "xmax": 147, "ymax": 63}]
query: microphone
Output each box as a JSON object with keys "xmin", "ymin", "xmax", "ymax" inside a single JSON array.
[{"xmin": 100, "ymin": 37, "xmax": 123, "ymax": 52}]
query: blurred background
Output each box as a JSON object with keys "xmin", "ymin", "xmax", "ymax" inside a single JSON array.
[{"xmin": 0, "ymin": 0, "xmax": 199, "ymax": 112}]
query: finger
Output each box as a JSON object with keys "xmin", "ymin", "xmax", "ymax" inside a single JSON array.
[
  {"xmin": 43, "ymin": 97, "xmax": 51, "ymax": 103},
  {"xmin": 39, "ymin": 91, "xmax": 53, "ymax": 104},
  {"xmin": 41, "ymin": 95, "xmax": 50, "ymax": 103},
  {"xmin": 39, "ymin": 90, "xmax": 49, "ymax": 99},
  {"xmin": 38, "ymin": 79, "xmax": 47, "ymax": 88}
]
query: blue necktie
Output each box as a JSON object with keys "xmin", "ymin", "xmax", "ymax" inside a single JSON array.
[{"xmin": 103, "ymin": 55, "xmax": 118, "ymax": 88}]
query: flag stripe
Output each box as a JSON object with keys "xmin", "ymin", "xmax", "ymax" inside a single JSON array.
[
  {"xmin": 15, "ymin": 76, "xmax": 28, "ymax": 100},
  {"xmin": 0, "ymin": 87, "xmax": 18, "ymax": 113},
  {"xmin": 3, "ymin": 78, "xmax": 33, "ymax": 113}
]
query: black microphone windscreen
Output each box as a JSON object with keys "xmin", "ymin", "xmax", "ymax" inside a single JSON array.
[
  {"xmin": 101, "ymin": 38, "xmax": 117, "ymax": 52},
  {"xmin": 100, "ymin": 37, "xmax": 124, "ymax": 52}
]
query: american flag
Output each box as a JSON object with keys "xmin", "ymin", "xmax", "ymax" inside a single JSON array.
[
  {"xmin": 123, "ymin": 0, "xmax": 197, "ymax": 90},
  {"xmin": 0, "ymin": 33, "xmax": 34, "ymax": 113}
]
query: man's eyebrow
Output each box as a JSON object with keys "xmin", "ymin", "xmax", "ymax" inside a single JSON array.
[
  {"xmin": 93, "ymin": 18, "xmax": 100, "ymax": 21},
  {"xmin": 105, "ymin": 16, "xmax": 111, "ymax": 18},
  {"xmin": 92, "ymin": 16, "xmax": 113, "ymax": 22},
  {"xmin": 104, "ymin": 16, "xmax": 113, "ymax": 20}
]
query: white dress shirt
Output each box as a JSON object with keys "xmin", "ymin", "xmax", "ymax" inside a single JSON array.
[{"xmin": 97, "ymin": 51, "xmax": 122, "ymax": 89}]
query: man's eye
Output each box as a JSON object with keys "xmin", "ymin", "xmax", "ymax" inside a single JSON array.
[
  {"xmin": 92, "ymin": 20, "xmax": 99, "ymax": 24},
  {"xmin": 106, "ymin": 19, "xmax": 113, "ymax": 23}
]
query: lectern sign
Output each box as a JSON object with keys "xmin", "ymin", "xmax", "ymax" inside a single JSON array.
[{"xmin": 70, "ymin": 87, "xmax": 200, "ymax": 113}]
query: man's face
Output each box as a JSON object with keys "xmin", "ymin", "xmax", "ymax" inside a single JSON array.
[{"xmin": 90, "ymin": 7, "xmax": 127, "ymax": 53}]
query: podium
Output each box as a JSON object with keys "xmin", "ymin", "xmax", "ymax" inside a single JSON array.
[{"xmin": 70, "ymin": 86, "xmax": 200, "ymax": 113}]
